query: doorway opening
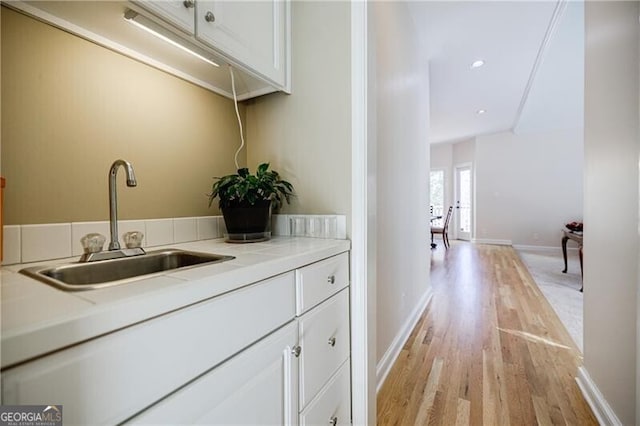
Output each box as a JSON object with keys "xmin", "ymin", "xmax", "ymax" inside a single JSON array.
[{"xmin": 455, "ymin": 164, "xmax": 472, "ymax": 241}]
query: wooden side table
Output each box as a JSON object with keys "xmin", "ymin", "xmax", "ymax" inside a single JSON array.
[{"xmin": 561, "ymin": 229, "xmax": 583, "ymax": 291}]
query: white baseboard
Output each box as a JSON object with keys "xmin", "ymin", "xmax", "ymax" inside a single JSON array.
[
  {"xmin": 513, "ymin": 244, "xmax": 559, "ymax": 253},
  {"xmin": 513, "ymin": 244, "xmax": 580, "ymax": 254},
  {"xmin": 576, "ymin": 366, "xmax": 622, "ymax": 426},
  {"xmin": 376, "ymin": 287, "xmax": 433, "ymax": 393},
  {"xmin": 471, "ymin": 238, "xmax": 513, "ymax": 246}
]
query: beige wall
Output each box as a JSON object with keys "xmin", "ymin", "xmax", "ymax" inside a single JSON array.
[
  {"xmin": 583, "ymin": 2, "xmax": 639, "ymax": 424},
  {"xmin": 244, "ymin": 1, "xmax": 351, "ymax": 233},
  {"xmin": 1, "ymin": 7, "xmax": 243, "ymax": 225}
]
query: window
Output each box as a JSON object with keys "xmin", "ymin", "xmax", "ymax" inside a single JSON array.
[{"xmin": 430, "ymin": 170, "xmax": 445, "ymax": 227}]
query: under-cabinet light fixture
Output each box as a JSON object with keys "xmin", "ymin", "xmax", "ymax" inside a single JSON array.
[
  {"xmin": 124, "ymin": 9, "xmax": 219, "ymax": 67},
  {"xmin": 476, "ymin": 109, "xmax": 486, "ymax": 115},
  {"xmin": 470, "ymin": 59, "xmax": 485, "ymax": 69}
]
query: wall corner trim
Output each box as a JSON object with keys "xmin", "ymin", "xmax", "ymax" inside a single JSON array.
[
  {"xmin": 375, "ymin": 287, "xmax": 434, "ymax": 393},
  {"xmin": 576, "ymin": 366, "xmax": 623, "ymax": 426}
]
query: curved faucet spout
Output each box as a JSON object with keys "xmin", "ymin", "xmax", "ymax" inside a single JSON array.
[
  {"xmin": 110, "ymin": 159, "xmax": 137, "ymax": 187},
  {"xmin": 109, "ymin": 159, "xmax": 137, "ymax": 250}
]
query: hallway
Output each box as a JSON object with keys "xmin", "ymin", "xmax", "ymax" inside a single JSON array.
[{"xmin": 377, "ymin": 242, "xmax": 597, "ymax": 425}]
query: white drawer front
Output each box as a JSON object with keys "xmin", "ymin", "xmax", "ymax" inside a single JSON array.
[
  {"xmin": 296, "ymin": 252, "xmax": 349, "ymax": 315},
  {"xmin": 299, "ymin": 288, "xmax": 350, "ymax": 409},
  {"xmin": 300, "ymin": 360, "xmax": 351, "ymax": 426},
  {"xmin": 2, "ymin": 272, "xmax": 295, "ymax": 425},
  {"xmin": 129, "ymin": 321, "xmax": 299, "ymax": 425}
]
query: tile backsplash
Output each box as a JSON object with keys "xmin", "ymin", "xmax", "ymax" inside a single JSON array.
[
  {"xmin": 3, "ymin": 226, "xmax": 21, "ymax": 265},
  {"xmin": 21, "ymin": 223, "xmax": 72, "ymax": 263},
  {"xmin": 278, "ymin": 214, "xmax": 347, "ymax": 239},
  {"xmin": 2, "ymin": 214, "xmax": 346, "ymax": 265},
  {"xmin": 144, "ymin": 219, "xmax": 174, "ymax": 247}
]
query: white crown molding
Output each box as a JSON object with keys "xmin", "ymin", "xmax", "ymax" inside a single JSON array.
[{"xmin": 512, "ymin": 0, "xmax": 569, "ymax": 131}]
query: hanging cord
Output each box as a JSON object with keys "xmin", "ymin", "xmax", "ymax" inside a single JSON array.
[{"xmin": 229, "ymin": 65, "xmax": 245, "ymax": 170}]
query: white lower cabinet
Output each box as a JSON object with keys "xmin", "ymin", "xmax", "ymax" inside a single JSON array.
[
  {"xmin": 1, "ymin": 272, "xmax": 296, "ymax": 425},
  {"xmin": 1, "ymin": 252, "xmax": 351, "ymax": 425},
  {"xmin": 129, "ymin": 321, "xmax": 299, "ymax": 425}
]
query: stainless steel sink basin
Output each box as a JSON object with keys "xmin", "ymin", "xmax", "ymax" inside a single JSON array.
[{"xmin": 20, "ymin": 249, "xmax": 235, "ymax": 291}]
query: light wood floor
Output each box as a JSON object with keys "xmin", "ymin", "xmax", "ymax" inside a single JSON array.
[{"xmin": 377, "ymin": 242, "xmax": 597, "ymax": 425}]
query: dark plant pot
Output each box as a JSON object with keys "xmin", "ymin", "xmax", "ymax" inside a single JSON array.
[{"xmin": 221, "ymin": 200, "xmax": 272, "ymax": 243}]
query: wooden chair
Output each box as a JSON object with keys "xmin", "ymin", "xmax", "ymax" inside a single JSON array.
[{"xmin": 431, "ymin": 206, "xmax": 453, "ymax": 249}]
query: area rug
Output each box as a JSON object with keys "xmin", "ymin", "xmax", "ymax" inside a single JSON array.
[{"xmin": 516, "ymin": 248, "xmax": 583, "ymax": 352}]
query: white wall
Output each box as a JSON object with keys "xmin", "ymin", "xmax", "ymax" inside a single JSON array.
[
  {"xmin": 370, "ymin": 1, "xmax": 431, "ymax": 385},
  {"xmin": 245, "ymin": 1, "xmax": 351, "ymax": 234},
  {"xmin": 474, "ymin": 129, "xmax": 583, "ymax": 247},
  {"xmin": 452, "ymin": 139, "xmax": 474, "ymax": 165},
  {"xmin": 582, "ymin": 2, "xmax": 639, "ymax": 424}
]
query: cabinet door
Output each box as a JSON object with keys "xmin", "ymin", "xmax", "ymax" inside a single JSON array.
[
  {"xmin": 129, "ymin": 321, "xmax": 299, "ymax": 425},
  {"xmin": 135, "ymin": 0, "xmax": 196, "ymax": 34},
  {"xmin": 195, "ymin": 0, "xmax": 288, "ymax": 87}
]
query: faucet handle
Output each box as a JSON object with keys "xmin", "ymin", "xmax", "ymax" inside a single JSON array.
[
  {"xmin": 81, "ymin": 233, "xmax": 106, "ymax": 254},
  {"xmin": 123, "ymin": 231, "xmax": 144, "ymax": 249}
]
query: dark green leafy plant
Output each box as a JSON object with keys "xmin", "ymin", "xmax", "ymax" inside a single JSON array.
[{"xmin": 209, "ymin": 163, "xmax": 294, "ymax": 210}]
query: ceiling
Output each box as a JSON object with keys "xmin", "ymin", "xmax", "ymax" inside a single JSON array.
[{"xmin": 407, "ymin": 1, "xmax": 584, "ymax": 144}]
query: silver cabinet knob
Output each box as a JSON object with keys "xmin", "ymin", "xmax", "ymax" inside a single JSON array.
[
  {"xmin": 204, "ymin": 11, "xmax": 215, "ymax": 22},
  {"xmin": 328, "ymin": 337, "xmax": 336, "ymax": 347},
  {"xmin": 327, "ymin": 275, "xmax": 336, "ymax": 284},
  {"xmin": 183, "ymin": 0, "xmax": 195, "ymax": 8},
  {"xmin": 291, "ymin": 345, "xmax": 302, "ymax": 358},
  {"xmin": 329, "ymin": 416, "xmax": 338, "ymax": 426}
]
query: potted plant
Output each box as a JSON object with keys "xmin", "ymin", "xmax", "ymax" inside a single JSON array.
[{"xmin": 209, "ymin": 163, "xmax": 294, "ymax": 242}]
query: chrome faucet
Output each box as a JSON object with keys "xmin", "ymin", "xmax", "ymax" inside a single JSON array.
[{"xmin": 108, "ymin": 159, "xmax": 137, "ymax": 250}]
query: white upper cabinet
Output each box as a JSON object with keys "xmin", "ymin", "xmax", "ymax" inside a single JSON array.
[
  {"xmin": 135, "ymin": 0, "xmax": 290, "ymax": 90},
  {"xmin": 195, "ymin": 1, "xmax": 288, "ymax": 88},
  {"xmin": 136, "ymin": 0, "xmax": 196, "ymax": 34},
  {"xmin": 6, "ymin": 1, "xmax": 290, "ymax": 100}
]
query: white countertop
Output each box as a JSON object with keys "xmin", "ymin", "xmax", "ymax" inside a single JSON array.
[{"xmin": 1, "ymin": 237, "xmax": 350, "ymax": 369}]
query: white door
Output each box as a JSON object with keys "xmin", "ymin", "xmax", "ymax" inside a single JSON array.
[{"xmin": 455, "ymin": 165, "xmax": 472, "ymax": 241}]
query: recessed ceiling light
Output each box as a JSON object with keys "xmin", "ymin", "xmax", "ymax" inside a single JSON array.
[
  {"xmin": 470, "ymin": 60, "xmax": 485, "ymax": 69},
  {"xmin": 476, "ymin": 109, "xmax": 486, "ymax": 115}
]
